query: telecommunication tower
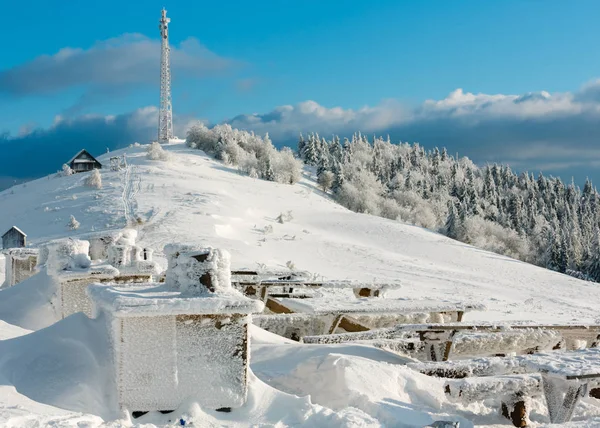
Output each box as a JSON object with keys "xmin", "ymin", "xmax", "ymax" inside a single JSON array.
[{"xmin": 158, "ymin": 8, "xmax": 173, "ymax": 143}]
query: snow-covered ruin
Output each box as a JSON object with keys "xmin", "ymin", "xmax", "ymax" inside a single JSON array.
[
  {"xmin": 2, "ymin": 247, "xmax": 38, "ymax": 287},
  {"xmin": 38, "ymin": 230, "xmax": 161, "ymax": 318},
  {"xmin": 88, "ymin": 246, "xmax": 264, "ymax": 413}
]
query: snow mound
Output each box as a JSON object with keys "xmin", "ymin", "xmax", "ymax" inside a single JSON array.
[{"xmin": 0, "ymin": 269, "xmax": 59, "ymax": 330}]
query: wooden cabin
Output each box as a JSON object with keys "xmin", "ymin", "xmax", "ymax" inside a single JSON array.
[
  {"xmin": 68, "ymin": 149, "xmax": 102, "ymax": 173},
  {"xmin": 2, "ymin": 226, "xmax": 26, "ymax": 249}
]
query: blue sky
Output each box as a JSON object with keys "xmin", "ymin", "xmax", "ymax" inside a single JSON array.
[{"xmin": 2, "ymin": 0, "xmax": 600, "ymax": 187}]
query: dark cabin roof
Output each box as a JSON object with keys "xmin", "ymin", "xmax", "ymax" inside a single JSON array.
[
  {"xmin": 68, "ymin": 149, "xmax": 101, "ymax": 165},
  {"xmin": 2, "ymin": 226, "xmax": 26, "ymax": 238}
]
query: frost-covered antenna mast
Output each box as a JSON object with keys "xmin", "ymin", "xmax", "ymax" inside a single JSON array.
[{"xmin": 158, "ymin": 8, "xmax": 173, "ymax": 144}]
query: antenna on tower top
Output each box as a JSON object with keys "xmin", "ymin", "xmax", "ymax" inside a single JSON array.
[{"xmin": 158, "ymin": 8, "xmax": 173, "ymax": 143}]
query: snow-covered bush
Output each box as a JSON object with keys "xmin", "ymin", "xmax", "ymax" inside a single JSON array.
[
  {"xmin": 67, "ymin": 215, "xmax": 80, "ymax": 230},
  {"xmin": 59, "ymin": 164, "xmax": 74, "ymax": 176},
  {"xmin": 186, "ymin": 123, "xmax": 219, "ymax": 154},
  {"xmin": 146, "ymin": 142, "xmax": 171, "ymax": 161},
  {"xmin": 84, "ymin": 169, "xmax": 102, "ymax": 189},
  {"xmin": 186, "ymin": 123, "xmax": 302, "ymax": 185}
]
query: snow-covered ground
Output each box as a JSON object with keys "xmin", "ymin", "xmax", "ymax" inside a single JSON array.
[{"xmin": 1, "ymin": 142, "xmax": 600, "ymax": 426}]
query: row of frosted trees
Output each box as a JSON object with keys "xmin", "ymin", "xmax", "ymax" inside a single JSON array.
[
  {"xmin": 186, "ymin": 122, "xmax": 600, "ymax": 283},
  {"xmin": 298, "ymin": 132, "xmax": 600, "ymax": 282}
]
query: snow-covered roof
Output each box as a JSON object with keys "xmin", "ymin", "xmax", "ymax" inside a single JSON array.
[
  {"xmin": 2, "ymin": 226, "xmax": 26, "ymax": 238},
  {"xmin": 88, "ymin": 283, "xmax": 265, "ymax": 316},
  {"xmin": 67, "ymin": 149, "xmax": 101, "ymax": 165}
]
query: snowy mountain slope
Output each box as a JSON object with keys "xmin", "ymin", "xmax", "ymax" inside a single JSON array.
[{"xmin": 1, "ymin": 142, "xmax": 599, "ymax": 324}]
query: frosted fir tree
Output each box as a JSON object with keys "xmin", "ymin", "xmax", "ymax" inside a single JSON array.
[
  {"xmin": 302, "ymin": 135, "xmax": 319, "ymax": 166},
  {"xmin": 586, "ymin": 229, "xmax": 600, "ymax": 281},
  {"xmin": 297, "ymin": 133, "xmax": 306, "ymax": 157},
  {"xmin": 445, "ymin": 202, "xmax": 459, "ymax": 240},
  {"xmin": 67, "ymin": 215, "xmax": 80, "ymax": 230},
  {"xmin": 262, "ymin": 157, "xmax": 275, "ymax": 181}
]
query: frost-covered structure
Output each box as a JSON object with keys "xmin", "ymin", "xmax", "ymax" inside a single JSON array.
[
  {"xmin": 88, "ymin": 246, "xmax": 264, "ymax": 413},
  {"xmin": 38, "ymin": 236, "xmax": 160, "ymax": 318},
  {"xmin": 2, "ymin": 226, "xmax": 26, "ymax": 249},
  {"xmin": 2, "ymin": 248, "xmax": 38, "ymax": 287}
]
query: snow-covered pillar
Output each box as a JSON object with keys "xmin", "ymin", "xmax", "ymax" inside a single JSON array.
[
  {"xmin": 108, "ymin": 245, "xmax": 130, "ymax": 267},
  {"xmin": 6, "ymin": 248, "xmax": 39, "ymax": 287},
  {"xmin": 88, "ymin": 245, "xmax": 264, "ymax": 415},
  {"xmin": 142, "ymin": 248, "xmax": 154, "ymax": 261},
  {"xmin": 164, "ymin": 245, "xmax": 232, "ymax": 294}
]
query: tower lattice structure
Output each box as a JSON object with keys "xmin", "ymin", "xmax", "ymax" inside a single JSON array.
[{"xmin": 158, "ymin": 8, "xmax": 173, "ymax": 143}]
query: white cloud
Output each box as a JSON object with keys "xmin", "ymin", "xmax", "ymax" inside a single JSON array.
[
  {"xmin": 0, "ymin": 34, "xmax": 235, "ymax": 103},
  {"xmin": 224, "ymin": 80, "xmax": 600, "ymax": 182}
]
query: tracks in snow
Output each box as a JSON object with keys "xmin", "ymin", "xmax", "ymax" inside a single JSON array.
[{"xmin": 121, "ymin": 165, "xmax": 142, "ymax": 227}]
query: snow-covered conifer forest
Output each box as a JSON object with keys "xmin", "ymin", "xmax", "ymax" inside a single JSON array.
[{"xmin": 186, "ymin": 123, "xmax": 600, "ymax": 283}]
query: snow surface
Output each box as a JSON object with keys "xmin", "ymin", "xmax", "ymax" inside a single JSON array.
[
  {"xmin": 88, "ymin": 283, "xmax": 264, "ymax": 316},
  {"xmin": 2, "ymin": 142, "xmax": 600, "ymax": 426},
  {"xmin": 1, "ymin": 143, "xmax": 596, "ymax": 325}
]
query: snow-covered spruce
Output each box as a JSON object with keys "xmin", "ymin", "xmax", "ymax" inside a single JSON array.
[{"xmin": 84, "ymin": 169, "xmax": 102, "ymax": 189}]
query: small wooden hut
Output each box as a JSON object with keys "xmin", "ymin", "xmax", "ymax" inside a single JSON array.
[
  {"xmin": 2, "ymin": 226, "xmax": 26, "ymax": 249},
  {"xmin": 68, "ymin": 149, "xmax": 102, "ymax": 173}
]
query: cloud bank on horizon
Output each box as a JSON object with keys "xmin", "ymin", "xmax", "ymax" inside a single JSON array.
[
  {"xmin": 4, "ymin": 80, "xmax": 600, "ymax": 189},
  {"xmin": 2, "ymin": 31, "xmax": 600, "ymax": 189}
]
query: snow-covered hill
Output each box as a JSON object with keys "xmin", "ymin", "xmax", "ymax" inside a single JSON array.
[
  {"xmin": 2, "ymin": 142, "xmax": 600, "ymax": 427},
  {"xmin": 1, "ymin": 142, "xmax": 598, "ymax": 324}
]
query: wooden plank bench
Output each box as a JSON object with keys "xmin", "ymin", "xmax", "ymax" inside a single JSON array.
[
  {"xmin": 257, "ymin": 298, "xmax": 483, "ymax": 340},
  {"xmin": 303, "ymin": 323, "xmax": 600, "ymax": 361},
  {"xmin": 409, "ymin": 349, "xmax": 600, "ymax": 426},
  {"xmin": 233, "ymin": 276, "xmax": 402, "ymax": 301}
]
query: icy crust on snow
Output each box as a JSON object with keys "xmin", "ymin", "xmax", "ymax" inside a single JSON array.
[
  {"xmin": 444, "ymin": 374, "xmax": 543, "ymax": 402},
  {"xmin": 88, "ymin": 284, "xmax": 264, "ymax": 317},
  {"xmin": 451, "ymin": 329, "xmax": 562, "ymax": 356},
  {"xmin": 276, "ymin": 296, "xmax": 485, "ymax": 315}
]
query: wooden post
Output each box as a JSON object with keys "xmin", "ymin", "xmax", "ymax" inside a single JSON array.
[{"xmin": 501, "ymin": 394, "xmax": 528, "ymax": 427}]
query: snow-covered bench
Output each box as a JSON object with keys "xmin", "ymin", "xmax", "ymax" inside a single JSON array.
[
  {"xmin": 410, "ymin": 349, "xmax": 600, "ymax": 425},
  {"xmin": 257, "ymin": 298, "xmax": 483, "ymax": 339},
  {"xmin": 445, "ymin": 374, "xmax": 543, "ymax": 427},
  {"xmin": 231, "ymin": 270, "xmax": 401, "ymax": 300},
  {"xmin": 303, "ymin": 322, "xmax": 600, "ymax": 361}
]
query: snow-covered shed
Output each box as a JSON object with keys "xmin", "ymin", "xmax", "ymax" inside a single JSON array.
[
  {"xmin": 67, "ymin": 149, "xmax": 102, "ymax": 173},
  {"xmin": 2, "ymin": 226, "xmax": 26, "ymax": 249},
  {"xmin": 88, "ymin": 246, "xmax": 264, "ymax": 413},
  {"xmin": 3, "ymin": 248, "xmax": 38, "ymax": 287}
]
